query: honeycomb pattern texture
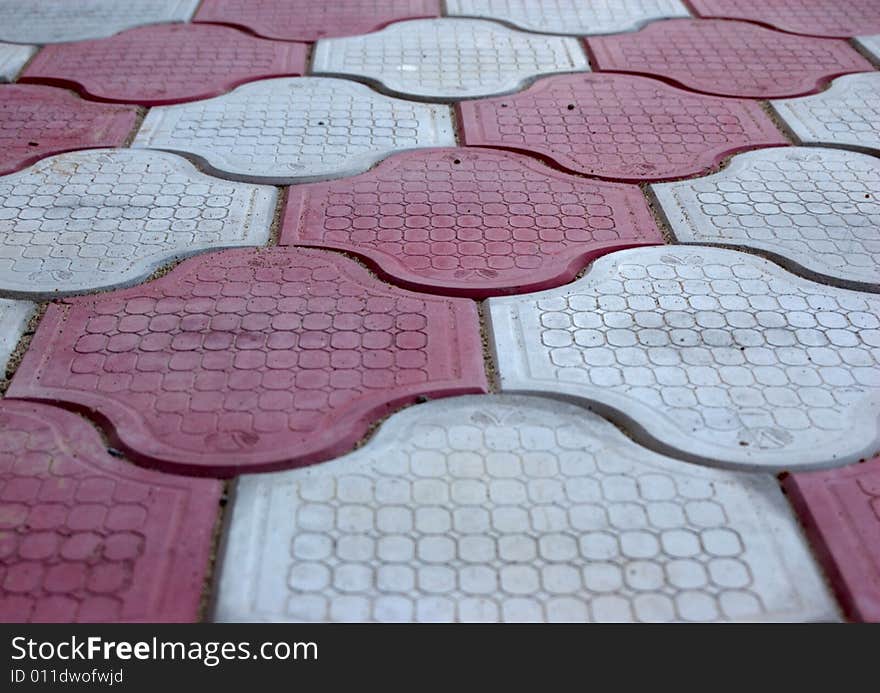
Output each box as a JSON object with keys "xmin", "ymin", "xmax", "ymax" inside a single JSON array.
[
  {"xmin": 194, "ymin": 0, "xmax": 441, "ymax": 42},
  {"xmin": 0, "ymin": 400, "xmax": 221, "ymax": 623},
  {"xmin": 213, "ymin": 395, "xmax": 837, "ymax": 623},
  {"xmin": 0, "ymin": 43, "xmax": 36, "ymax": 83},
  {"xmin": 457, "ymin": 73, "xmax": 787, "ymax": 182},
  {"xmin": 0, "ymin": 149, "xmax": 277, "ymax": 298},
  {"xmin": 0, "ymin": 0, "xmax": 200, "ymax": 44},
  {"xmin": 446, "ymin": 0, "xmax": 691, "ymax": 36},
  {"xmin": 487, "ymin": 246, "xmax": 880, "ymax": 471},
  {"xmin": 132, "ymin": 77, "xmax": 456, "ymax": 183},
  {"xmin": 855, "ymin": 35, "xmax": 880, "ymax": 62},
  {"xmin": 0, "ymin": 299, "xmax": 33, "ymax": 375},
  {"xmin": 312, "ymin": 18, "xmax": 589, "ymax": 101},
  {"xmin": 587, "ymin": 19, "xmax": 873, "ymax": 98},
  {"xmin": 652, "ymin": 147, "xmax": 880, "ymax": 290},
  {"xmin": 0, "ymin": 85, "xmax": 137, "ymax": 177},
  {"xmin": 7, "ymin": 248, "xmax": 488, "ymax": 476},
  {"xmin": 21, "ymin": 24, "xmax": 308, "ymax": 106}
]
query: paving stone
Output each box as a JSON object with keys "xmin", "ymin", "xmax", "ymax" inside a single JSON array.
[
  {"xmin": 0, "ymin": 0, "xmax": 200, "ymax": 44},
  {"xmin": 487, "ymin": 246, "xmax": 880, "ymax": 471},
  {"xmin": 0, "ymin": 43, "xmax": 36, "ymax": 82},
  {"xmin": 194, "ymin": 0, "xmax": 440, "ymax": 42},
  {"xmin": 280, "ymin": 148, "xmax": 662, "ymax": 298},
  {"xmin": 855, "ymin": 35, "xmax": 880, "ymax": 62},
  {"xmin": 587, "ymin": 19, "xmax": 873, "ymax": 98},
  {"xmin": 7, "ymin": 248, "xmax": 487, "ymax": 476},
  {"xmin": 457, "ymin": 73, "xmax": 787, "ymax": 182},
  {"xmin": 212, "ymin": 394, "xmax": 838, "ymax": 623},
  {"xmin": 0, "ymin": 400, "xmax": 220, "ymax": 622},
  {"xmin": 783, "ymin": 455, "xmax": 880, "ymax": 622},
  {"xmin": 0, "ymin": 149, "xmax": 276, "ymax": 299},
  {"xmin": 0, "ymin": 85, "xmax": 137, "ymax": 177},
  {"xmin": 312, "ymin": 18, "xmax": 588, "ymax": 101},
  {"xmin": 652, "ymin": 147, "xmax": 880, "ymax": 290},
  {"xmin": 446, "ymin": 0, "xmax": 690, "ymax": 36},
  {"xmin": 21, "ymin": 24, "xmax": 308, "ymax": 107},
  {"xmin": 132, "ymin": 78, "xmax": 456, "ymax": 183},
  {"xmin": 0, "ymin": 299, "xmax": 34, "ymax": 375}
]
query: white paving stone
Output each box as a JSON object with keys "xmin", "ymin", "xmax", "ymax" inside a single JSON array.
[
  {"xmin": 133, "ymin": 77, "xmax": 456, "ymax": 183},
  {"xmin": 212, "ymin": 395, "xmax": 838, "ymax": 623},
  {"xmin": 0, "ymin": 149, "xmax": 276, "ymax": 297},
  {"xmin": 447, "ymin": 0, "xmax": 690, "ymax": 36},
  {"xmin": 855, "ymin": 35, "xmax": 880, "ymax": 62},
  {"xmin": 0, "ymin": 43, "xmax": 36, "ymax": 82},
  {"xmin": 487, "ymin": 247, "xmax": 880, "ymax": 471},
  {"xmin": 652, "ymin": 147, "xmax": 880, "ymax": 290},
  {"xmin": 0, "ymin": 299, "xmax": 34, "ymax": 375},
  {"xmin": 0, "ymin": 0, "xmax": 199, "ymax": 44},
  {"xmin": 311, "ymin": 18, "xmax": 589, "ymax": 100}
]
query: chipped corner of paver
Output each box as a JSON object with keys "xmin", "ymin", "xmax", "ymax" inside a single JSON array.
[
  {"xmin": 0, "ymin": 298, "xmax": 35, "ymax": 374},
  {"xmin": 0, "ymin": 42, "xmax": 36, "ymax": 82}
]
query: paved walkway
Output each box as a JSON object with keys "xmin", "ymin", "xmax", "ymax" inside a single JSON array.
[{"xmin": 0, "ymin": 0, "xmax": 878, "ymax": 623}]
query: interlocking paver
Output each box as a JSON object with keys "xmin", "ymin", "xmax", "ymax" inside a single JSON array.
[
  {"xmin": 312, "ymin": 18, "xmax": 589, "ymax": 101},
  {"xmin": 457, "ymin": 73, "xmax": 787, "ymax": 182},
  {"xmin": 132, "ymin": 78, "xmax": 456, "ymax": 183},
  {"xmin": 280, "ymin": 148, "xmax": 662, "ymax": 298},
  {"xmin": 0, "ymin": 149, "xmax": 276, "ymax": 299},
  {"xmin": 194, "ymin": 0, "xmax": 440, "ymax": 42},
  {"xmin": 7, "ymin": 248, "xmax": 487, "ymax": 476},
  {"xmin": 0, "ymin": 0, "xmax": 199, "ymax": 44},
  {"xmin": 783, "ymin": 455, "xmax": 880, "ymax": 622},
  {"xmin": 0, "ymin": 299, "xmax": 33, "ymax": 375},
  {"xmin": 0, "ymin": 85, "xmax": 136, "ymax": 177},
  {"xmin": 21, "ymin": 24, "xmax": 308, "ymax": 107},
  {"xmin": 213, "ymin": 394, "xmax": 837, "ymax": 623},
  {"xmin": 487, "ymin": 246, "xmax": 880, "ymax": 471},
  {"xmin": 0, "ymin": 400, "xmax": 220, "ymax": 623},
  {"xmin": 587, "ymin": 19, "xmax": 873, "ymax": 98},
  {"xmin": 0, "ymin": 43, "xmax": 36, "ymax": 83},
  {"xmin": 855, "ymin": 35, "xmax": 880, "ymax": 62},
  {"xmin": 447, "ymin": 0, "xmax": 690, "ymax": 36}
]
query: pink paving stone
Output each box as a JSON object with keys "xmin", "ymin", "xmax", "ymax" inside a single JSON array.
[
  {"xmin": 21, "ymin": 24, "xmax": 308, "ymax": 106},
  {"xmin": 0, "ymin": 400, "xmax": 220, "ymax": 623},
  {"xmin": 7, "ymin": 248, "xmax": 487, "ymax": 477},
  {"xmin": 194, "ymin": 0, "xmax": 440, "ymax": 42},
  {"xmin": 0, "ymin": 84, "xmax": 136, "ymax": 176},
  {"xmin": 281, "ymin": 148, "xmax": 663, "ymax": 298},
  {"xmin": 586, "ymin": 19, "xmax": 874, "ymax": 99},
  {"xmin": 456, "ymin": 72, "xmax": 787, "ymax": 182},
  {"xmin": 783, "ymin": 456, "xmax": 880, "ymax": 622}
]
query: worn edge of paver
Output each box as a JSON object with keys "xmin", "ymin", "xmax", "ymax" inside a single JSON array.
[
  {"xmin": 0, "ymin": 299, "xmax": 36, "ymax": 376},
  {"xmin": 0, "ymin": 42, "xmax": 37, "ymax": 82}
]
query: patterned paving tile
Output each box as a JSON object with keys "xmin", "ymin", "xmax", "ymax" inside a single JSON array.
[
  {"xmin": 7, "ymin": 248, "xmax": 487, "ymax": 476},
  {"xmin": 213, "ymin": 395, "xmax": 837, "ymax": 623},
  {"xmin": 21, "ymin": 24, "xmax": 308, "ymax": 107},
  {"xmin": 0, "ymin": 0, "xmax": 199, "ymax": 44},
  {"xmin": 456, "ymin": 73, "xmax": 787, "ymax": 182},
  {"xmin": 0, "ymin": 299, "xmax": 34, "ymax": 375},
  {"xmin": 194, "ymin": 0, "xmax": 440, "ymax": 42},
  {"xmin": 587, "ymin": 19, "xmax": 873, "ymax": 98},
  {"xmin": 0, "ymin": 43, "xmax": 36, "ymax": 83},
  {"xmin": 487, "ymin": 246, "xmax": 880, "ymax": 471},
  {"xmin": 0, "ymin": 85, "xmax": 136, "ymax": 177},
  {"xmin": 312, "ymin": 18, "xmax": 588, "ymax": 101},
  {"xmin": 132, "ymin": 78, "xmax": 456, "ymax": 183},
  {"xmin": 0, "ymin": 149, "xmax": 276, "ymax": 299},
  {"xmin": 280, "ymin": 148, "xmax": 662, "ymax": 298},
  {"xmin": 652, "ymin": 148, "xmax": 880, "ymax": 290},
  {"xmin": 0, "ymin": 400, "xmax": 220, "ymax": 622},
  {"xmin": 784, "ymin": 455, "xmax": 880, "ymax": 622},
  {"xmin": 855, "ymin": 35, "xmax": 880, "ymax": 62},
  {"xmin": 447, "ymin": 0, "xmax": 690, "ymax": 36}
]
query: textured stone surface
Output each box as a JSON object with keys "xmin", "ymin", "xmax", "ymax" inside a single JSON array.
[
  {"xmin": 652, "ymin": 147, "xmax": 880, "ymax": 290},
  {"xmin": 133, "ymin": 78, "xmax": 456, "ymax": 183},
  {"xmin": 280, "ymin": 148, "xmax": 662, "ymax": 298},
  {"xmin": 855, "ymin": 35, "xmax": 880, "ymax": 62},
  {"xmin": 21, "ymin": 24, "xmax": 308, "ymax": 106},
  {"xmin": 312, "ymin": 18, "xmax": 588, "ymax": 101},
  {"xmin": 0, "ymin": 43, "xmax": 36, "ymax": 82},
  {"xmin": 457, "ymin": 73, "xmax": 787, "ymax": 182},
  {"xmin": 0, "ymin": 85, "xmax": 137, "ymax": 177},
  {"xmin": 770, "ymin": 73, "xmax": 880, "ymax": 154},
  {"xmin": 587, "ymin": 19, "xmax": 873, "ymax": 98},
  {"xmin": 7, "ymin": 248, "xmax": 487, "ymax": 476},
  {"xmin": 0, "ymin": 0, "xmax": 200, "ymax": 44},
  {"xmin": 195, "ymin": 0, "xmax": 440, "ymax": 42},
  {"xmin": 0, "ymin": 149, "xmax": 276, "ymax": 298},
  {"xmin": 0, "ymin": 299, "xmax": 33, "ymax": 375},
  {"xmin": 487, "ymin": 246, "xmax": 880, "ymax": 471},
  {"xmin": 0, "ymin": 400, "xmax": 221, "ymax": 623},
  {"xmin": 213, "ymin": 395, "xmax": 837, "ymax": 623},
  {"xmin": 447, "ymin": 0, "xmax": 690, "ymax": 36}
]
